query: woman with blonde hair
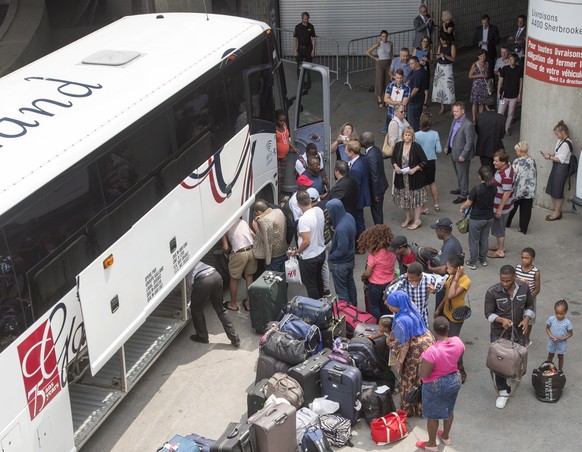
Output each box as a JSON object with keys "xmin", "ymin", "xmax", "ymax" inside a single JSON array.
[
  {"xmin": 331, "ymin": 122, "xmax": 357, "ymax": 161},
  {"xmin": 506, "ymin": 141, "xmax": 537, "ymax": 234},
  {"xmin": 391, "ymin": 127, "xmax": 428, "ymax": 230},
  {"xmin": 541, "ymin": 120, "xmax": 574, "ymax": 221},
  {"xmin": 440, "ymin": 10, "xmax": 455, "ymax": 41}
]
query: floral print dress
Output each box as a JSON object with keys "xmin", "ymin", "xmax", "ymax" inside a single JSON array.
[
  {"xmin": 470, "ymin": 61, "xmax": 489, "ymax": 104},
  {"xmin": 513, "ymin": 156, "xmax": 537, "ymax": 200}
]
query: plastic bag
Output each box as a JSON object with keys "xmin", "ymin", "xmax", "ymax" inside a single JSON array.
[
  {"xmin": 310, "ymin": 396, "xmax": 340, "ymax": 416},
  {"xmin": 285, "ymin": 255, "xmax": 302, "ymax": 283}
]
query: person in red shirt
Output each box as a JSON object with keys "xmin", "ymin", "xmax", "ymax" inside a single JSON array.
[{"xmin": 276, "ymin": 110, "xmax": 299, "ymax": 202}]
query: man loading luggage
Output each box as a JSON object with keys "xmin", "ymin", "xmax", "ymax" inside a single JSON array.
[{"xmin": 189, "ymin": 262, "xmax": 241, "ymax": 347}]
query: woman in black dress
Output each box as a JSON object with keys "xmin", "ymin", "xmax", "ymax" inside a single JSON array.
[{"xmin": 541, "ymin": 120, "xmax": 574, "ymax": 221}]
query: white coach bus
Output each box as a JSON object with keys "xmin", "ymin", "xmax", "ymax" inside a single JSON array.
[{"xmin": 0, "ymin": 13, "xmax": 330, "ymax": 451}]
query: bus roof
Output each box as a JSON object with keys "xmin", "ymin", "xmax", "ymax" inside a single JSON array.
[{"xmin": 0, "ymin": 13, "xmax": 268, "ymax": 216}]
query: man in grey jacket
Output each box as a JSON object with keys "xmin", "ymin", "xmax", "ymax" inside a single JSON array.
[{"xmin": 444, "ymin": 102, "xmax": 475, "ymax": 204}]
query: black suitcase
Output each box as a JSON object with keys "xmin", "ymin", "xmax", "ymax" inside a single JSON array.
[
  {"xmin": 249, "ymin": 271, "xmax": 288, "ymax": 334},
  {"xmin": 320, "ymin": 361, "xmax": 362, "ymax": 423},
  {"xmin": 247, "ymin": 378, "xmax": 269, "ymax": 418},
  {"xmin": 288, "ymin": 353, "xmax": 331, "ymax": 406},
  {"xmin": 210, "ymin": 422, "xmax": 254, "ymax": 452},
  {"xmin": 321, "ymin": 315, "xmax": 347, "ymax": 348},
  {"xmin": 347, "ymin": 337, "xmax": 385, "ymax": 381},
  {"xmin": 255, "ymin": 353, "xmax": 292, "ymax": 383}
]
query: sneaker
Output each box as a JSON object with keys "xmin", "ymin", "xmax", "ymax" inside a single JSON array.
[
  {"xmin": 231, "ymin": 336, "xmax": 241, "ymax": 347},
  {"xmin": 379, "ymin": 125, "xmax": 388, "ymax": 134},
  {"xmin": 465, "ymin": 261, "xmax": 477, "ymax": 270},
  {"xmin": 479, "ymin": 259, "xmax": 488, "ymax": 267},
  {"xmin": 496, "ymin": 390, "xmax": 509, "ymax": 409}
]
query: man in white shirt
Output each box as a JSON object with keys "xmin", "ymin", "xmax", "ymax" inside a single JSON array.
[
  {"xmin": 222, "ymin": 219, "xmax": 256, "ymax": 311},
  {"xmin": 290, "ymin": 190, "xmax": 326, "ymax": 298}
]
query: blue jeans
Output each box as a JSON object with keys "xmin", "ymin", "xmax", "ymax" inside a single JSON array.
[
  {"xmin": 331, "ymin": 261, "xmax": 357, "ymax": 306},
  {"xmin": 367, "ymin": 282, "xmax": 390, "ymax": 320},
  {"xmin": 265, "ymin": 254, "xmax": 286, "ymax": 273}
]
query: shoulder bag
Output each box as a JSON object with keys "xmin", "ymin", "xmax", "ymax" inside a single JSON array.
[{"xmin": 455, "ymin": 207, "xmax": 471, "ymax": 234}]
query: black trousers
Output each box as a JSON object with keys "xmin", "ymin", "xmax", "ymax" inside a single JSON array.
[
  {"xmin": 370, "ymin": 196, "xmax": 385, "ymax": 225},
  {"xmin": 479, "ymin": 156, "xmax": 495, "ymax": 176},
  {"xmin": 298, "ymin": 250, "xmax": 325, "ymax": 299},
  {"xmin": 296, "ymin": 45, "xmax": 313, "ymax": 88},
  {"xmin": 506, "ymin": 198, "xmax": 533, "ymax": 234},
  {"xmin": 191, "ymin": 271, "xmax": 237, "ymax": 342}
]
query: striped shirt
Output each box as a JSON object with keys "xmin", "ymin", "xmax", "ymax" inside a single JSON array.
[
  {"xmin": 515, "ymin": 264, "xmax": 538, "ymax": 295},
  {"xmin": 493, "ymin": 164, "xmax": 514, "ymax": 214}
]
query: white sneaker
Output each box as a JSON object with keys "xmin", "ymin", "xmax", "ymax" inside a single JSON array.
[{"xmin": 496, "ymin": 390, "xmax": 509, "ymax": 409}]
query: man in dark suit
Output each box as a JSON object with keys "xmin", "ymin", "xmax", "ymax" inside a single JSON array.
[
  {"xmin": 413, "ymin": 4, "xmax": 434, "ymax": 48},
  {"xmin": 346, "ymin": 140, "xmax": 371, "ymax": 239},
  {"xmin": 506, "ymin": 15, "xmax": 527, "ymax": 61},
  {"xmin": 475, "ymin": 97, "xmax": 505, "ymax": 174},
  {"xmin": 327, "ymin": 160, "xmax": 358, "ymax": 219},
  {"xmin": 473, "ymin": 14, "xmax": 500, "ymax": 78},
  {"xmin": 360, "ymin": 131, "xmax": 388, "ymax": 225},
  {"xmin": 444, "ymin": 102, "xmax": 475, "ymax": 204}
]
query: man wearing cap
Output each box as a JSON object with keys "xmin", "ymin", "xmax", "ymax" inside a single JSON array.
[
  {"xmin": 327, "ymin": 160, "xmax": 358, "ymax": 219},
  {"xmin": 290, "ymin": 190, "xmax": 326, "ymax": 299},
  {"xmin": 189, "ymin": 261, "xmax": 240, "ymax": 346},
  {"xmin": 428, "ymin": 218, "xmax": 464, "ymax": 275},
  {"xmin": 389, "ymin": 235, "xmax": 420, "ymax": 276},
  {"xmin": 428, "ymin": 217, "xmax": 464, "ymax": 310},
  {"xmin": 289, "ymin": 174, "xmax": 313, "ymax": 221},
  {"xmin": 346, "ymin": 140, "xmax": 371, "ymax": 239}
]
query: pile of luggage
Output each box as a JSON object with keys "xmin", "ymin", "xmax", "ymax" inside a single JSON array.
[{"xmin": 159, "ymin": 272, "xmax": 407, "ymax": 451}]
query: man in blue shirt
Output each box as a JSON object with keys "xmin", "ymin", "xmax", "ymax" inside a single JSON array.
[{"xmin": 407, "ymin": 56, "xmax": 429, "ymax": 131}]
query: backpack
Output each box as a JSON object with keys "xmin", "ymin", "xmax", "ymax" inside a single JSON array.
[
  {"xmin": 279, "ymin": 313, "xmax": 323, "ymax": 354},
  {"xmin": 301, "ymin": 427, "xmax": 334, "ymax": 452},
  {"xmin": 319, "ymin": 414, "xmax": 353, "ymax": 447}
]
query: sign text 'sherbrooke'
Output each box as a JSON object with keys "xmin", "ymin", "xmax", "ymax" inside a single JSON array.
[{"xmin": 0, "ymin": 78, "xmax": 102, "ymax": 146}]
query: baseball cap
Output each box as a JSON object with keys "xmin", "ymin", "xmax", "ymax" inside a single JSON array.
[
  {"xmin": 306, "ymin": 187, "xmax": 320, "ymax": 202},
  {"xmin": 430, "ymin": 217, "xmax": 453, "ymax": 231},
  {"xmin": 388, "ymin": 235, "xmax": 408, "ymax": 252},
  {"xmin": 296, "ymin": 175, "xmax": 313, "ymax": 188}
]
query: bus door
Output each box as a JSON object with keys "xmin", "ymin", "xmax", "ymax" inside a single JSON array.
[{"xmin": 286, "ymin": 63, "xmax": 331, "ymax": 192}]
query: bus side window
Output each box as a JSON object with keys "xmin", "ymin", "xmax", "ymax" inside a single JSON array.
[{"xmin": 0, "ymin": 237, "xmax": 33, "ymax": 352}]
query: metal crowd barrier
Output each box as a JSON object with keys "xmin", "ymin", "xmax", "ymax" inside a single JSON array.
[
  {"xmin": 344, "ymin": 29, "xmax": 415, "ymax": 89},
  {"xmin": 273, "ymin": 27, "xmax": 340, "ymax": 84}
]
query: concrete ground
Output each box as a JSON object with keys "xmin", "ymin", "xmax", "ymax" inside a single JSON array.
[{"xmin": 83, "ymin": 49, "xmax": 581, "ymax": 451}]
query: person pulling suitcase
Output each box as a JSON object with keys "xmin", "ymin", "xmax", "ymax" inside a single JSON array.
[{"xmin": 189, "ymin": 261, "xmax": 241, "ymax": 346}]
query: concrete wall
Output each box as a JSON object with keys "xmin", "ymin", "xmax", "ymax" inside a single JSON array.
[
  {"xmin": 427, "ymin": 0, "xmax": 528, "ymax": 48},
  {"xmin": 0, "ymin": 0, "xmax": 51, "ymax": 76}
]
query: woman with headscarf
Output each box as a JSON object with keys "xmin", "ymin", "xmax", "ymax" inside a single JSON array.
[{"xmin": 385, "ymin": 290, "xmax": 434, "ymax": 416}]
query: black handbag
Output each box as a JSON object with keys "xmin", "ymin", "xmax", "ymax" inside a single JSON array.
[
  {"xmin": 402, "ymin": 382, "xmax": 422, "ymax": 404},
  {"xmin": 262, "ymin": 330, "xmax": 307, "ymax": 365}
]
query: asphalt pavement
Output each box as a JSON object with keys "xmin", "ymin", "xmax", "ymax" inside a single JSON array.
[{"xmin": 83, "ymin": 49, "xmax": 581, "ymax": 452}]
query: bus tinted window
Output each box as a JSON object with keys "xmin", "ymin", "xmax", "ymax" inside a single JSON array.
[
  {"xmin": 0, "ymin": 234, "xmax": 33, "ymax": 351},
  {"xmin": 173, "ymin": 75, "xmax": 230, "ymax": 164}
]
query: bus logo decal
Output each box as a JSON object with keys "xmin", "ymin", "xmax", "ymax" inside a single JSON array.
[
  {"xmin": 180, "ymin": 132, "xmax": 253, "ymax": 204},
  {"xmin": 17, "ymin": 320, "xmax": 62, "ymax": 420},
  {"xmin": 0, "ymin": 77, "xmax": 102, "ymax": 145}
]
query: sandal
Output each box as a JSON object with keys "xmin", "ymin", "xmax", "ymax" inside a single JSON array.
[
  {"xmin": 407, "ymin": 221, "xmax": 422, "ymax": 230},
  {"xmin": 401, "ymin": 219, "xmax": 411, "ymax": 228},
  {"xmin": 421, "ymin": 208, "xmax": 429, "ymax": 215},
  {"xmin": 243, "ymin": 299, "xmax": 250, "ymax": 311},
  {"xmin": 416, "ymin": 441, "xmax": 438, "ymax": 451},
  {"xmin": 438, "ymin": 430, "xmax": 452, "ymax": 446},
  {"xmin": 434, "ymin": 204, "xmax": 440, "ymax": 212}
]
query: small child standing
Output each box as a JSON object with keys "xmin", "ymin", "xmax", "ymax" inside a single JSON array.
[
  {"xmin": 515, "ymin": 247, "xmax": 540, "ymax": 346},
  {"xmin": 546, "ymin": 300, "xmax": 574, "ymax": 371}
]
